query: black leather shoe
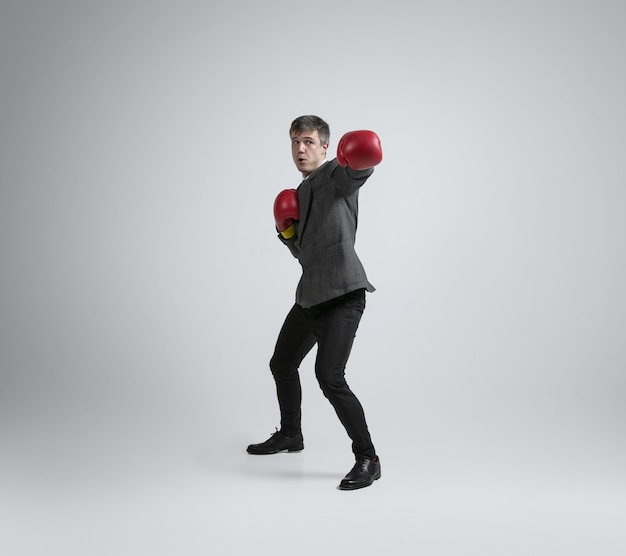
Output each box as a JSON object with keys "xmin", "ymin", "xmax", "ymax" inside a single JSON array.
[
  {"xmin": 338, "ymin": 456, "xmax": 381, "ymax": 490},
  {"xmin": 246, "ymin": 430, "xmax": 304, "ymax": 455}
]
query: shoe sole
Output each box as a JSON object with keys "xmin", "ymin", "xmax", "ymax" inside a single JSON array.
[{"xmin": 246, "ymin": 444, "xmax": 304, "ymax": 455}]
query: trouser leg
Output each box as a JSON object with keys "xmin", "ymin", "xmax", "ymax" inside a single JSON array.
[
  {"xmin": 269, "ymin": 303, "xmax": 317, "ymax": 437},
  {"xmin": 309, "ymin": 290, "xmax": 376, "ymax": 458}
]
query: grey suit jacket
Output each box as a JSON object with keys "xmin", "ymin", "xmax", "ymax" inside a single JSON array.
[{"xmin": 279, "ymin": 158, "xmax": 376, "ymax": 308}]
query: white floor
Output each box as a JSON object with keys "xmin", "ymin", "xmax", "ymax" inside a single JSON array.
[{"xmin": 3, "ymin": 420, "xmax": 626, "ymax": 556}]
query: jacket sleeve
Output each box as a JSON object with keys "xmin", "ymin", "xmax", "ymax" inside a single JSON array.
[
  {"xmin": 331, "ymin": 161, "xmax": 374, "ymax": 194},
  {"xmin": 277, "ymin": 232, "xmax": 300, "ymax": 258}
]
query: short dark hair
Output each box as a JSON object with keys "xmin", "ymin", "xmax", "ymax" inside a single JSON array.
[{"xmin": 289, "ymin": 115, "xmax": 330, "ymax": 146}]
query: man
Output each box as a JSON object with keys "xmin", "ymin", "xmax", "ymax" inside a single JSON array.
[{"xmin": 247, "ymin": 115, "xmax": 383, "ymax": 490}]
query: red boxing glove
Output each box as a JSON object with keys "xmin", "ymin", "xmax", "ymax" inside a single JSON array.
[
  {"xmin": 273, "ymin": 189, "xmax": 299, "ymax": 239},
  {"xmin": 336, "ymin": 130, "xmax": 383, "ymax": 170}
]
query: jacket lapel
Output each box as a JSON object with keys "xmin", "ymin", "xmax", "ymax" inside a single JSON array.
[
  {"xmin": 295, "ymin": 159, "xmax": 334, "ymax": 248},
  {"xmin": 295, "ymin": 178, "xmax": 311, "ymax": 249}
]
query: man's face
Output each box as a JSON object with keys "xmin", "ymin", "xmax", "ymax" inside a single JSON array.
[{"xmin": 291, "ymin": 129, "xmax": 328, "ymax": 177}]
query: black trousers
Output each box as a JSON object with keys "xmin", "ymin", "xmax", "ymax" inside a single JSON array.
[{"xmin": 269, "ymin": 288, "xmax": 376, "ymax": 458}]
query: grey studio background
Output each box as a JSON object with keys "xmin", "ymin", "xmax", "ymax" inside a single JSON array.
[{"xmin": 1, "ymin": 1, "xmax": 625, "ymax": 555}]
